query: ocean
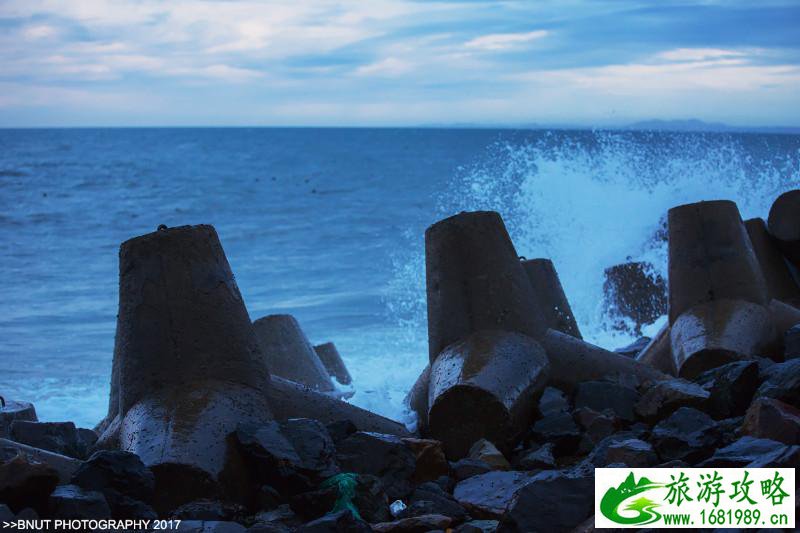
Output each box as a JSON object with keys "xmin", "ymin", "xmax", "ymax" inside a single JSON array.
[{"xmin": 1, "ymin": 127, "xmax": 798, "ymax": 429}]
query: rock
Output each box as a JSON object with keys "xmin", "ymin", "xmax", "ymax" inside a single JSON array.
[
  {"xmin": 256, "ymin": 485, "xmax": 281, "ymax": 511},
  {"xmin": 0, "ymin": 504, "xmax": 12, "ymax": 522},
  {"xmin": 336, "ymin": 432, "xmax": 416, "ymax": 501},
  {"xmin": 0, "ymin": 438, "xmax": 81, "ymax": 484},
  {"xmin": 574, "ymin": 408, "xmax": 619, "ymax": 446},
  {"xmin": 0, "ymin": 454, "xmax": 59, "ymax": 513},
  {"xmin": 236, "ymin": 419, "xmax": 339, "ymax": 495},
  {"xmin": 252, "ymin": 505, "xmax": 302, "ymax": 532},
  {"xmin": 699, "ymin": 436, "xmax": 797, "ymax": 467},
  {"xmin": 756, "ymin": 358, "xmax": 800, "ymax": 408},
  {"xmin": 635, "ymin": 379, "xmax": 710, "ymax": 422},
  {"xmin": 498, "ymin": 469, "xmax": 593, "ymax": 533},
  {"xmin": 171, "ymin": 500, "xmax": 247, "ymax": 521},
  {"xmin": 529, "ymin": 411, "xmax": 581, "ymax": 456},
  {"xmin": 603, "ymin": 261, "xmax": 667, "ymax": 334},
  {"xmin": 372, "ymin": 514, "xmax": 452, "ymax": 533},
  {"xmin": 520, "ymin": 258, "xmax": 582, "ymax": 339},
  {"xmin": 604, "ymin": 439, "xmax": 658, "ymax": 467},
  {"xmin": 450, "ymin": 458, "xmax": 493, "ymax": 481},
  {"xmin": 0, "ymin": 400, "xmax": 37, "ymax": 439},
  {"xmin": 785, "ymin": 324, "xmax": 800, "ymax": 359},
  {"xmin": 402, "ymin": 438, "xmax": 449, "ymax": 483},
  {"xmin": 48, "ymin": 484, "xmax": 111, "ymax": 519},
  {"xmin": 405, "ymin": 365, "xmax": 431, "ymax": 432},
  {"xmin": 574, "ymin": 381, "xmax": 639, "ymax": 421},
  {"xmin": 650, "ymin": 407, "xmax": 720, "ymax": 463},
  {"xmin": 298, "ymin": 510, "xmax": 371, "ymax": 533},
  {"xmin": 468, "ymin": 440, "xmax": 509, "ymax": 471},
  {"xmin": 741, "ymin": 398, "xmax": 800, "ymax": 444},
  {"xmin": 517, "ymin": 443, "xmax": 555, "ymax": 470},
  {"xmin": 456, "ymin": 521, "xmax": 499, "ymax": 533},
  {"xmin": 404, "ymin": 482, "xmax": 467, "ymax": 522},
  {"xmin": 537, "ymin": 387, "xmax": 570, "ymax": 416},
  {"xmin": 587, "ymin": 431, "xmax": 649, "ymax": 467},
  {"xmin": 427, "ymin": 330, "xmax": 549, "ymax": 459},
  {"xmin": 453, "ymin": 471, "xmax": 535, "ymax": 519},
  {"xmin": 636, "ymin": 323, "xmax": 677, "ymax": 376},
  {"xmin": 9, "ymin": 421, "xmax": 90, "ymax": 459},
  {"xmin": 71, "ymin": 450, "xmax": 155, "ymax": 503},
  {"xmin": 695, "ymin": 361, "xmax": 760, "ymax": 418},
  {"xmin": 614, "ymin": 337, "xmax": 651, "ymax": 358},
  {"xmin": 326, "ymin": 420, "xmax": 358, "ymax": 444},
  {"xmin": 177, "ymin": 521, "xmax": 247, "ymax": 533},
  {"xmin": 104, "ymin": 491, "xmax": 157, "ymax": 519}
]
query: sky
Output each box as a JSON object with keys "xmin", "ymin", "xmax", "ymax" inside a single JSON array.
[{"xmin": 0, "ymin": 0, "xmax": 798, "ymax": 127}]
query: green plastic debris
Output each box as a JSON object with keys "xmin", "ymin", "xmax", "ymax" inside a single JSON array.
[{"xmin": 321, "ymin": 472, "xmax": 362, "ymax": 520}]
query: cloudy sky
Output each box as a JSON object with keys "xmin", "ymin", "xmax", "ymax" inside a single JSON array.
[{"xmin": 1, "ymin": 0, "xmax": 798, "ymax": 127}]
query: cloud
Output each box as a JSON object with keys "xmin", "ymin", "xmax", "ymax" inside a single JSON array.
[
  {"xmin": 464, "ymin": 30, "xmax": 549, "ymax": 51},
  {"xmin": 22, "ymin": 24, "xmax": 57, "ymax": 40},
  {"xmin": 355, "ymin": 57, "xmax": 413, "ymax": 77},
  {"xmin": 656, "ymin": 48, "xmax": 746, "ymax": 62}
]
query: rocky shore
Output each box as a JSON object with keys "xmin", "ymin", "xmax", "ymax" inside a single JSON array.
[{"xmin": 2, "ymin": 190, "xmax": 800, "ymax": 532}]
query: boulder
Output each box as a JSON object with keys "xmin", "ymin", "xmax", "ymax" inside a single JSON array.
[
  {"xmin": 71, "ymin": 450, "xmax": 155, "ymax": 503},
  {"xmin": 694, "ymin": 361, "xmax": 760, "ymax": 418},
  {"xmin": 614, "ymin": 337, "xmax": 650, "ymax": 358},
  {"xmin": 336, "ymin": 432, "xmax": 416, "ymax": 501},
  {"xmin": 450, "ymin": 458, "xmax": 493, "ymax": 482},
  {"xmin": 650, "ymin": 407, "xmax": 721, "ymax": 463},
  {"xmin": 785, "ymin": 324, "xmax": 800, "ymax": 359},
  {"xmin": 104, "ymin": 491, "xmax": 157, "ymax": 520},
  {"xmin": 520, "ymin": 258, "xmax": 581, "ymax": 338},
  {"xmin": 756, "ymin": 358, "xmax": 800, "ymax": 408},
  {"xmin": 171, "ymin": 500, "xmax": 247, "ymax": 521},
  {"xmin": 424, "ymin": 211, "xmax": 547, "ymax": 363},
  {"xmin": 699, "ymin": 436, "xmax": 796, "ymax": 467},
  {"xmin": 517, "ymin": 443, "xmax": 556, "ymax": 470},
  {"xmin": 402, "ymin": 482, "xmax": 467, "ymax": 522},
  {"xmin": 635, "ymin": 379, "xmax": 709, "ymax": 422},
  {"xmin": 635, "ymin": 323, "xmax": 677, "ymax": 376},
  {"xmin": 745, "ymin": 217, "xmax": 800, "ymax": 305},
  {"xmin": 767, "ymin": 189, "xmax": 800, "ymax": 267},
  {"xmin": 741, "ymin": 398, "xmax": 800, "ymax": 444},
  {"xmin": 314, "ymin": 342, "xmax": 353, "ymax": 386},
  {"xmin": 604, "ymin": 439, "xmax": 658, "ymax": 468},
  {"xmin": 587, "ymin": 431, "xmax": 650, "ymax": 467},
  {"xmin": 253, "ymin": 315, "xmax": 334, "ymax": 393},
  {"xmin": 0, "ymin": 504, "xmax": 12, "ymax": 522},
  {"xmin": 402, "ymin": 438, "xmax": 449, "ymax": 484},
  {"xmin": 537, "ymin": 387, "xmax": 570, "ymax": 416},
  {"xmin": 498, "ymin": 469, "xmax": 593, "ymax": 533},
  {"xmin": 427, "ymin": 330, "xmax": 549, "ymax": 459},
  {"xmin": 574, "ymin": 381, "xmax": 639, "ymax": 421},
  {"xmin": 456, "ymin": 520, "xmax": 499, "ymax": 533},
  {"xmin": 235, "ymin": 419, "xmax": 339, "ymax": 495},
  {"xmin": 603, "ymin": 261, "xmax": 667, "ymax": 334},
  {"xmin": 373, "ymin": 514, "xmax": 452, "ymax": 533},
  {"xmin": 10, "ymin": 421, "xmax": 89, "ymax": 459},
  {"xmin": 326, "ymin": 420, "xmax": 358, "ymax": 444},
  {"xmin": 453, "ymin": 471, "xmax": 535, "ymax": 519},
  {"xmin": 48, "ymin": 484, "xmax": 111, "ymax": 519},
  {"xmin": 468, "ymin": 440, "xmax": 510, "ymax": 471},
  {"xmin": 574, "ymin": 408, "xmax": 619, "ymax": 447},
  {"xmin": 529, "ymin": 411, "xmax": 581, "ymax": 456},
  {"xmin": 0, "ymin": 438, "xmax": 81, "ymax": 484},
  {"xmin": 0, "ymin": 454, "xmax": 58, "ymax": 513},
  {"xmin": 297, "ymin": 510, "xmax": 371, "ymax": 533},
  {"xmin": 0, "ymin": 400, "xmax": 37, "ymax": 439}
]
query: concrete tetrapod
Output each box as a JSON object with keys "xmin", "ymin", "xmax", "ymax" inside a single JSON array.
[
  {"xmin": 427, "ymin": 330, "xmax": 549, "ymax": 459},
  {"xmin": 745, "ymin": 217, "xmax": 800, "ymax": 305},
  {"xmin": 767, "ymin": 189, "xmax": 800, "ymax": 267},
  {"xmin": 520, "ymin": 258, "xmax": 581, "ymax": 338},
  {"xmin": 668, "ymin": 200, "xmax": 768, "ymax": 323},
  {"xmin": 670, "ymin": 299, "xmax": 776, "ymax": 379},
  {"xmin": 425, "ymin": 211, "xmax": 547, "ymax": 363},
  {"xmin": 107, "ymin": 225, "xmax": 274, "ymax": 513},
  {"xmin": 405, "ymin": 364, "xmax": 431, "ymax": 433},
  {"xmin": 635, "ymin": 323, "xmax": 677, "ymax": 376},
  {"xmin": 540, "ymin": 329, "xmax": 669, "ymax": 393},
  {"xmin": 314, "ymin": 342, "xmax": 353, "ymax": 386},
  {"xmin": 253, "ymin": 315, "xmax": 334, "ymax": 393}
]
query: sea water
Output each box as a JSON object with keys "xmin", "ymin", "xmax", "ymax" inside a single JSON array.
[{"xmin": 0, "ymin": 128, "xmax": 798, "ymax": 428}]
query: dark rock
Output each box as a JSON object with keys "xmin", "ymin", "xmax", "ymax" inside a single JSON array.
[
  {"xmin": 574, "ymin": 408, "xmax": 619, "ymax": 450},
  {"xmin": 614, "ymin": 337, "xmax": 651, "ymax": 358},
  {"xmin": 451, "ymin": 458, "xmax": 493, "ymax": 481},
  {"xmin": 373, "ymin": 514, "xmax": 452, "ymax": 533},
  {"xmin": 498, "ymin": 468, "xmax": 593, "ymax": 533},
  {"xmin": 695, "ymin": 361, "xmax": 760, "ymax": 418},
  {"xmin": 517, "ymin": 443, "xmax": 555, "ymax": 470},
  {"xmin": 529, "ymin": 411, "xmax": 580, "ymax": 456},
  {"xmin": 0, "ymin": 504, "xmax": 13, "ymax": 522},
  {"xmin": 745, "ymin": 444, "xmax": 800, "ymax": 468},
  {"xmin": 336, "ymin": 432, "xmax": 415, "ymax": 501},
  {"xmin": 252, "ymin": 505, "xmax": 302, "ymax": 531},
  {"xmin": 635, "ymin": 379, "xmax": 710, "ymax": 422},
  {"xmin": 76, "ymin": 428, "xmax": 98, "ymax": 454},
  {"xmin": 176, "ymin": 521, "xmax": 247, "ymax": 533},
  {"xmin": 0, "ymin": 400, "xmax": 37, "ymax": 439},
  {"xmin": 453, "ymin": 471, "xmax": 534, "ymax": 519},
  {"xmin": 403, "ymin": 482, "xmax": 467, "ymax": 522},
  {"xmin": 48, "ymin": 484, "xmax": 111, "ymax": 519},
  {"xmin": 15, "ymin": 508, "xmax": 38, "ymax": 521},
  {"xmin": 104, "ymin": 491, "xmax": 157, "ymax": 519},
  {"xmin": 248, "ymin": 523, "xmax": 293, "ymax": 533},
  {"xmin": 256, "ymin": 485, "xmax": 282, "ymax": 511},
  {"xmin": 402, "ymin": 438, "xmax": 449, "ymax": 483},
  {"xmin": 0, "ymin": 454, "xmax": 59, "ymax": 513},
  {"xmin": 785, "ymin": 324, "xmax": 800, "ymax": 359},
  {"xmin": 574, "ymin": 381, "xmax": 639, "ymax": 421},
  {"xmin": 456, "ymin": 521, "xmax": 498, "ymax": 533},
  {"xmin": 755, "ymin": 358, "xmax": 800, "ymax": 408},
  {"xmin": 587, "ymin": 431, "xmax": 649, "ymax": 467},
  {"xmin": 604, "ymin": 439, "xmax": 658, "ymax": 467},
  {"xmin": 236, "ymin": 419, "xmax": 339, "ymax": 495},
  {"xmin": 71, "ymin": 450, "xmax": 155, "ymax": 503},
  {"xmin": 298, "ymin": 510, "xmax": 371, "ymax": 533},
  {"xmin": 468, "ymin": 440, "xmax": 509, "ymax": 471},
  {"xmin": 742, "ymin": 398, "xmax": 800, "ymax": 444},
  {"xmin": 650, "ymin": 407, "xmax": 720, "ymax": 463},
  {"xmin": 9, "ymin": 421, "xmax": 90, "ymax": 459},
  {"xmin": 326, "ymin": 420, "xmax": 358, "ymax": 444},
  {"xmin": 537, "ymin": 387, "xmax": 569, "ymax": 416},
  {"xmin": 698, "ymin": 436, "xmax": 799, "ymax": 467},
  {"xmin": 171, "ymin": 500, "xmax": 247, "ymax": 521}
]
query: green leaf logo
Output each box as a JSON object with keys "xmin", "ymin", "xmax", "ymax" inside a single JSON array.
[{"xmin": 600, "ymin": 472, "xmax": 664, "ymax": 525}]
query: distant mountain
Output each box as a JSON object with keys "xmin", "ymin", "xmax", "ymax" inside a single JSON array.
[{"xmin": 623, "ymin": 119, "xmax": 800, "ymax": 134}]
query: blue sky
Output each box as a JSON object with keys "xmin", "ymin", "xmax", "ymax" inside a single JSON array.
[{"xmin": 0, "ymin": 0, "xmax": 798, "ymax": 127}]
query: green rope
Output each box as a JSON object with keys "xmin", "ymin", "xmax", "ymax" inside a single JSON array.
[{"xmin": 321, "ymin": 472, "xmax": 362, "ymax": 520}]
